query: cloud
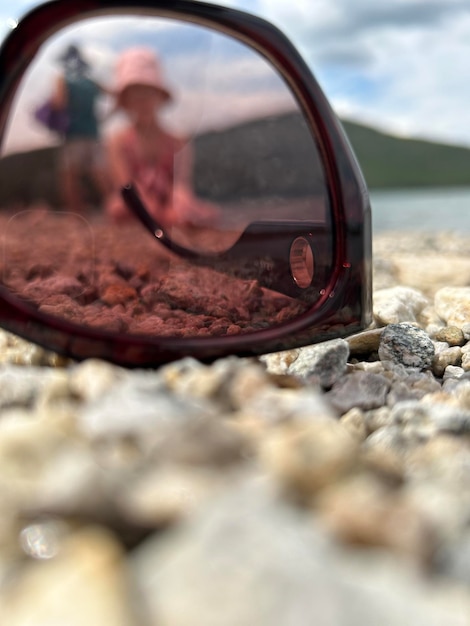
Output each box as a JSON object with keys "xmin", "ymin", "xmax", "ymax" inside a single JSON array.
[
  {"xmin": 220, "ymin": 0, "xmax": 470, "ymax": 146},
  {"xmin": 3, "ymin": 0, "xmax": 470, "ymax": 147}
]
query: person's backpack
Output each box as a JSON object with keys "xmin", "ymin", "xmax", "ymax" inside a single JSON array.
[{"xmin": 33, "ymin": 100, "xmax": 69, "ymax": 135}]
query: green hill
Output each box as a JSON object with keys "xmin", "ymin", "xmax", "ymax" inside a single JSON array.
[
  {"xmin": 1, "ymin": 113, "xmax": 470, "ymax": 209},
  {"xmin": 342, "ymin": 118, "xmax": 470, "ymax": 189},
  {"xmin": 193, "ymin": 113, "xmax": 470, "ymax": 199}
]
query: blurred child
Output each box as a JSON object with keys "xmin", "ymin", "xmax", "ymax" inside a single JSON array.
[{"xmin": 106, "ymin": 47, "xmax": 217, "ymax": 228}]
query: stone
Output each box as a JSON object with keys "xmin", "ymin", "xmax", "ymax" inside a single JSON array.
[
  {"xmin": 116, "ymin": 465, "xmax": 230, "ymax": 527},
  {"xmin": 435, "ymin": 326, "xmax": 465, "ymax": 347},
  {"xmin": 69, "ymin": 359, "xmax": 126, "ymax": 401},
  {"xmin": 408, "ymin": 371, "xmax": 442, "ymax": 395},
  {"xmin": 432, "ymin": 341, "xmax": 450, "ymax": 355},
  {"xmin": 0, "ymin": 365, "xmax": 62, "ymax": 410},
  {"xmin": 364, "ymin": 424, "xmax": 419, "ymax": 456},
  {"xmin": 147, "ymin": 415, "xmax": 250, "ymax": 468},
  {"xmin": 364, "ymin": 406, "xmax": 393, "ymax": 433},
  {"xmin": 460, "ymin": 343, "xmax": 470, "ymax": 371},
  {"xmin": 259, "ymin": 348, "xmax": 301, "ymax": 374},
  {"xmin": 228, "ymin": 361, "xmax": 274, "ymax": 409},
  {"xmin": 391, "ymin": 399, "xmax": 470, "ymax": 437},
  {"xmin": 0, "ymin": 416, "xmax": 73, "ymax": 505},
  {"xmin": 385, "ymin": 253, "xmax": 470, "ymax": 295},
  {"xmin": 0, "ymin": 528, "xmax": 139, "ymax": 625},
  {"xmin": 286, "ymin": 338, "xmax": 349, "ymax": 388},
  {"xmin": 432, "ymin": 346, "xmax": 462, "ymax": 377},
  {"xmin": 260, "ymin": 419, "xmax": 359, "ymax": 497},
  {"xmin": 316, "ymin": 474, "xmax": 432, "ymax": 561},
  {"xmin": 351, "ymin": 361, "xmax": 385, "ymax": 374},
  {"xmin": 378, "ymin": 323, "xmax": 435, "ymax": 370},
  {"xmin": 373, "ymin": 286, "xmax": 429, "ymax": 326},
  {"xmin": 439, "ymin": 378, "xmax": 462, "ymax": 394},
  {"xmin": 435, "ymin": 287, "xmax": 470, "ymax": 328},
  {"xmin": 77, "ymin": 372, "xmax": 214, "ymax": 445},
  {"xmin": 452, "ymin": 380, "xmax": 470, "ymax": 409},
  {"xmin": 340, "ymin": 407, "xmax": 367, "ymax": 440},
  {"xmin": 360, "ymin": 445, "xmax": 405, "ymax": 484},
  {"xmin": 406, "ymin": 435, "xmax": 470, "ymax": 488},
  {"xmin": 327, "ymin": 371, "xmax": 390, "ymax": 414},
  {"xmin": 443, "ymin": 365, "xmax": 465, "ymax": 381},
  {"xmin": 239, "ymin": 386, "xmax": 336, "ymax": 424},
  {"xmin": 435, "ymin": 532, "xmax": 470, "ymax": 584},
  {"xmin": 346, "ymin": 328, "xmax": 383, "ymax": 356},
  {"xmin": 385, "ymin": 371, "xmax": 441, "ymax": 406},
  {"xmin": 131, "ymin": 484, "xmax": 336, "ymax": 626},
  {"xmin": 161, "ymin": 356, "xmax": 261, "ymax": 408},
  {"xmin": 0, "ymin": 330, "xmax": 68, "ymax": 366},
  {"xmin": 387, "ymin": 379, "xmax": 429, "ymax": 405},
  {"xmin": 131, "ymin": 483, "xmax": 470, "ymax": 626},
  {"xmin": 434, "ymin": 406, "xmax": 470, "ymax": 435}
]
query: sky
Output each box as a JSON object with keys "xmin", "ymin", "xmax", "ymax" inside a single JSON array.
[
  {"xmin": 1, "ymin": 13, "xmax": 299, "ymax": 153},
  {"xmin": 1, "ymin": 0, "xmax": 470, "ymax": 147}
]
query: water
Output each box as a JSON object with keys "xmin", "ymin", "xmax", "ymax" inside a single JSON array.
[{"xmin": 370, "ymin": 187, "xmax": 470, "ymax": 233}]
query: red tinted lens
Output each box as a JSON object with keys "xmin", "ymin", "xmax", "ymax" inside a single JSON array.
[{"xmin": 0, "ymin": 14, "xmax": 335, "ymax": 341}]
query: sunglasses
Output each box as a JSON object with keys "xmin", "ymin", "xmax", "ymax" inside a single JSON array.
[{"xmin": 0, "ymin": 0, "xmax": 372, "ymax": 367}]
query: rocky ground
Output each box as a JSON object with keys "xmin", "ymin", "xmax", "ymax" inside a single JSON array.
[{"xmin": 2, "ymin": 231, "xmax": 470, "ymax": 624}]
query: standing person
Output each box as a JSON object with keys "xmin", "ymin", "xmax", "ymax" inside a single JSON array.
[
  {"xmin": 105, "ymin": 46, "xmax": 217, "ymax": 228},
  {"xmin": 52, "ymin": 44, "xmax": 111, "ymax": 213}
]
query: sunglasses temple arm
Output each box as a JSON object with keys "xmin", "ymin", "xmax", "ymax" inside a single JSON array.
[
  {"xmin": 121, "ymin": 183, "xmax": 320, "ymax": 299},
  {"xmin": 121, "ymin": 184, "xmax": 202, "ymax": 261}
]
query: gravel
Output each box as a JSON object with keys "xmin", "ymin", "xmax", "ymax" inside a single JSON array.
[{"xmin": 2, "ymin": 230, "xmax": 470, "ymax": 624}]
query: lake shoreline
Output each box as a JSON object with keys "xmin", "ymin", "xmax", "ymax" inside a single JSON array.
[{"xmin": 371, "ymin": 186, "xmax": 470, "ymax": 233}]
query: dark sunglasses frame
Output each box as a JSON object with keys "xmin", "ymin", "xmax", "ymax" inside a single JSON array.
[{"xmin": 0, "ymin": 0, "xmax": 372, "ymax": 366}]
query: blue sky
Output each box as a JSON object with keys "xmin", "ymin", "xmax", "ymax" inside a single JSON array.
[{"xmin": 2, "ymin": 0, "xmax": 470, "ymax": 146}]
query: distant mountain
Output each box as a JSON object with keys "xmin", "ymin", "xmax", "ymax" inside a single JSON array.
[
  {"xmin": 193, "ymin": 113, "xmax": 470, "ymax": 197},
  {"xmin": 1, "ymin": 112, "xmax": 470, "ymax": 209},
  {"xmin": 342, "ymin": 118, "xmax": 470, "ymax": 188},
  {"xmin": 193, "ymin": 111, "xmax": 325, "ymax": 201}
]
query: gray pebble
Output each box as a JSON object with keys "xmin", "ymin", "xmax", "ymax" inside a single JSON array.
[
  {"xmin": 287, "ymin": 338, "xmax": 349, "ymax": 388},
  {"xmin": 379, "ymin": 323, "xmax": 435, "ymax": 370},
  {"xmin": 78, "ymin": 373, "xmax": 214, "ymax": 445},
  {"xmin": 327, "ymin": 371, "xmax": 390, "ymax": 414},
  {"xmin": 462, "ymin": 323, "xmax": 470, "ymax": 341},
  {"xmin": 443, "ymin": 365, "xmax": 465, "ymax": 381},
  {"xmin": 387, "ymin": 379, "xmax": 428, "ymax": 405},
  {"xmin": 435, "ymin": 533, "xmax": 470, "ymax": 584},
  {"xmin": 132, "ymin": 483, "xmax": 469, "ymax": 626},
  {"xmin": 432, "ymin": 346, "xmax": 462, "ymax": 378},
  {"xmin": 373, "ymin": 286, "xmax": 429, "ymax": 325},
  {"xmin": 0, "ymin": 364, "xmax": 61, "ymax": 409}
]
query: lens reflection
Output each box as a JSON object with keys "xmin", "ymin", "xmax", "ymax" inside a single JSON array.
[{"xmin": 0, "ymin": 15, "xmax": 334, "ymax": 338}]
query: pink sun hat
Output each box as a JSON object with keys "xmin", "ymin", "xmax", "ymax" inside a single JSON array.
[{"xmin": 114, "ymin": 47, "xmax": 172, "ymax": 107}]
